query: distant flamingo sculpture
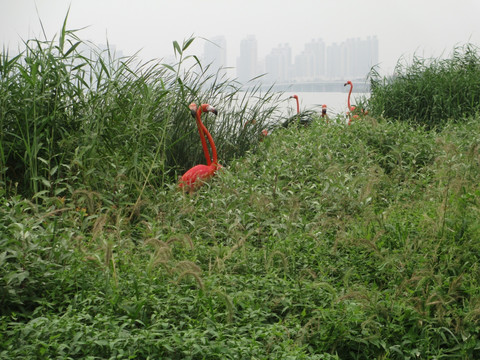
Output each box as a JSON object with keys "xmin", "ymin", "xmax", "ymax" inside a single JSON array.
[
  {"xmin": 290, "ymin": 94, "xmax": 300, "ymax": 114},
  {"xmin": 244, "ymin": 118, "xmax": 268, "ymax": 141},
  {"xmin": 321, "ymin": 104, "xmax": 329, "ymax": 123},
  {"xmin": 179, "ymin": 103, "xmax": 221, "ymax": 192},
  {"xmin": 344, "ymin": 80, "xmax": 357, "ymax": 125},
  {"xmin": 282, "ymin": 94, "xmax": 315, "ymax": 127},
  {"xmin": 344, "ymin": 80, "xmax": 368, "ymax": 124}
]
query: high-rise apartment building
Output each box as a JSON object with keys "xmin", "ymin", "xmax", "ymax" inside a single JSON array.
[
  {"xmin": 236, "ymin": 35, "xmax": 258, "ymax": 83},
  {"xmin": 233, "ymin": 35, "xmax": 378, "ymax": 84},
  {"xmin": 342, "ymin": 36, "xmax": 379, "ymax": 79},
  {"xmin": 294, "ymin": 38, "xmax": 326, "ymax": 81},
  {"xmin": 326, "ymin": 42, "xmax": 342, "ymax": 80},
  {"xmin": 203, "ymin": 36, "xmax": 227, "ymax": 80},
  {"xmin": 264, "ymin": 43, "xmax": 292, "ymax": 83}
]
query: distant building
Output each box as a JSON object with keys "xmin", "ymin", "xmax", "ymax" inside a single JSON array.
[
  {"xmin": 264, "ymin": 43, "xmax": 292, "ymax": 83},
  {"xmin": 236, "ymin": 35, "xmax": 258, "ymax": 83},
  {"xmin": 234, "ymin": 35, "xmax": 379, "ymax": 85},
  {"xmin": 294, "ymin": 38, "xmax": 326, "ymax": 81},
  {"xmin": 326, "ymin": 42, "xmax": 342, "ymax": 80},
  {"xmin": 203, "ymin": 36, "xmax": 227, "ymax": 80},
  {"xmin": 340, "ymin": 36, "xmax": 379, "ymax": 80}
]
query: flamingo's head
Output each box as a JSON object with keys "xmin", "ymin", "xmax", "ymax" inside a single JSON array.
[
  {"xmin": 200, "ymin": 103, "xmax": 218, "ymax": 116},
  {"xmin": 321, "ymin": 104, "xmax": 327, "ymax": 115},
  {"xmin": 259, "ymin": 129, "xmax": 268, "ymax": 142},
  {"xmin": 290, "ymin": 95, "xmax": 298, "ymax": 100},
  {"xmin": 189, "ymin": 103, "xmax": 197, "ymax": 118},
  {"xmin": 344, "ymin": 81, "xmax": 353, "ymax": 87}
]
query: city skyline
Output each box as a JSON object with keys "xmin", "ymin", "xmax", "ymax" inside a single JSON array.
[
  {"xmin": 202, "ymin": 35, "xmax": 379, "ymax": 85},
  {"xmin": 2, "ymin": 0, "xmax": 478, "ymax": 80}
]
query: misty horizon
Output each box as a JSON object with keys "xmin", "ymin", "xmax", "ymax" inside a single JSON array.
[{"xmin": 2, "ymin": 1, "xmax": 478, "ymax": 82}]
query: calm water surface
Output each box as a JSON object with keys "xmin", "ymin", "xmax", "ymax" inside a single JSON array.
[
  {"xmin": 231, "ymin": 90, "xmax": 370, "ymax": 127},
  {"xmin": 280, "ymin": 91, "xmax": 370, "ymax": 117}
]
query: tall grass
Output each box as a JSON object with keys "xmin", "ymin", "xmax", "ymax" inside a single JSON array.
[
  {"xmin": 368, "ymin": 43, "xmax": 480, "ymax": 127},
  {"xmin": 0, "ymin": 17, "xmax": 283, "ymax": 200},
  {"xmin": 0, "ymin": 22, "xmax": 86, "ymax": 197}
]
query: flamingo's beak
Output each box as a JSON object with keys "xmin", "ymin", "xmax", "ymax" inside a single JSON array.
[
  {"xmin": 206, "ymin": 104, "xmax": 217, "ymax": 115},
  {"xmin": 344, "ymin": 82, "xmax": 348, "ymax": 87}
]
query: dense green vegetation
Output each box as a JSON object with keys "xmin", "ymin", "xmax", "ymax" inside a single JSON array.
[
  {"xmin": 2, "ymin": 115, "xmax": 480, "ymax": 359},
  {"xmin": 2, "ymin": 21, "xmax": 480, "ymax": 359},
  {"xmin": 0, "ymin": 22, "xmax": 282, "ymax": 200},
  {"xmin": 367, "ymin": 44, "xmax": 480, "ymax": 128}
]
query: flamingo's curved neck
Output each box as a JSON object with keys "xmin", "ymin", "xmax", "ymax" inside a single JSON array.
[
  {"xmin": 201, "ymin": 122, "xmax": 217, "ymax": 165},
  {"xmin": 192, "ymin": 104, "xmax": 211, "ymax": 166},
  {"xmin": 196, "ymin": 105, "xmax": 217, "ymax": 165},
  {"xmin": 347, "ymin": 83, "xmax": 353, "ymax": 110}
]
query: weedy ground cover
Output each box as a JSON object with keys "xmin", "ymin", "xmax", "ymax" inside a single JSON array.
[{"xmin": 1, "ymin": 113, "xmax": 480, "ymax": 359}]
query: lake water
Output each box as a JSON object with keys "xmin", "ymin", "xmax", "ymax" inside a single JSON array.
[{"xmin": 278, "ymin": 91, "xmax": 370, "ymax": 117}]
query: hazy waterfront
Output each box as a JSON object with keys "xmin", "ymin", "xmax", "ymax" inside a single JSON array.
[{"xmin": 280, "ymin": 91, "xmax": 370, "ymax": 117}]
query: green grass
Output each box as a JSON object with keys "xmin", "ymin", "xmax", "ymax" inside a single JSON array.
[{"xmin": 2, "ymin": 114, "xmax": 480, "ymax": 359}]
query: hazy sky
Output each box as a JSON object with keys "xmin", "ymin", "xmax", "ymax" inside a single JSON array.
[{"xmin": 1, "ymin": 0, "xmax": 479, "ymax": 74}]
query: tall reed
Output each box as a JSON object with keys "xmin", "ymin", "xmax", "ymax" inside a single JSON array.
[
  {"xmin": 368, "ymin": 43, "xmax": 480, "ymax": 128},
  {"xmin": 0, "ymin": 16, "xmax": 283, "ymax": 200},
  {"xmin": 0, "ymin": 19, "xmax": 88, "ymax": 197}
]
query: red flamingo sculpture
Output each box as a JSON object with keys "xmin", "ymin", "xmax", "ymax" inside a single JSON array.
[
  {"xmin": 321, "ymin": 104, "xmax": 329, "ymax": 123},
  {"xmin": 290, "ymin": 94, "xmax": 300, "ymax": 114},
  {"xmin": 344, "ymin": 80, "xmax": 368, "ymax": 124},
  {"xmin": 344, "ymin": 80, "xmax": 357, "ymax": 125},
  {"xmin": 179, "ymin": 103, "xmax": 221, "ymax": 192},
  {"xmin": 283, "ymin": 94, "xmax": 315, "ymax": 127}
]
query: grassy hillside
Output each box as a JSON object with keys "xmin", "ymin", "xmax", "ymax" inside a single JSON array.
[{"xmin": 2, "ymin": 114, "xmax": 480, "ymax": 359}]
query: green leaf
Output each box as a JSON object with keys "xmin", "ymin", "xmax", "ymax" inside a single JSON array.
[
  {"xmin": 162, "ymin": 63, "xmax": 175, "ymax": 72},
  {"xmin": 63, "ymin": 41, "xmax": 81, "ymax": 58},
  {"xmin": 182, "ymin": 37, "xmax": 195, "ymax": 52},
  {"xmin": 6, "ymin": 271, "xmax": 29, "ymax": 285},
  {"xmin": 172, "ymin": 40, "xmax": 182, "ymax": 56}
]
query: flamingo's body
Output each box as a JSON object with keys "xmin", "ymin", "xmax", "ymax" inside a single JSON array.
[
  {"xmin": 179, "ymin": 103, "xmax": 220, "ymax": 192},
  {"xmin": 179, "ymin": 163, "xmax": 219, "ymax": 190}
]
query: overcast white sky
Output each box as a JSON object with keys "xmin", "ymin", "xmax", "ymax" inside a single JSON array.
[{"xmin": 1, "ymin": 0, "xmax": 479, "ymax": 75}]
